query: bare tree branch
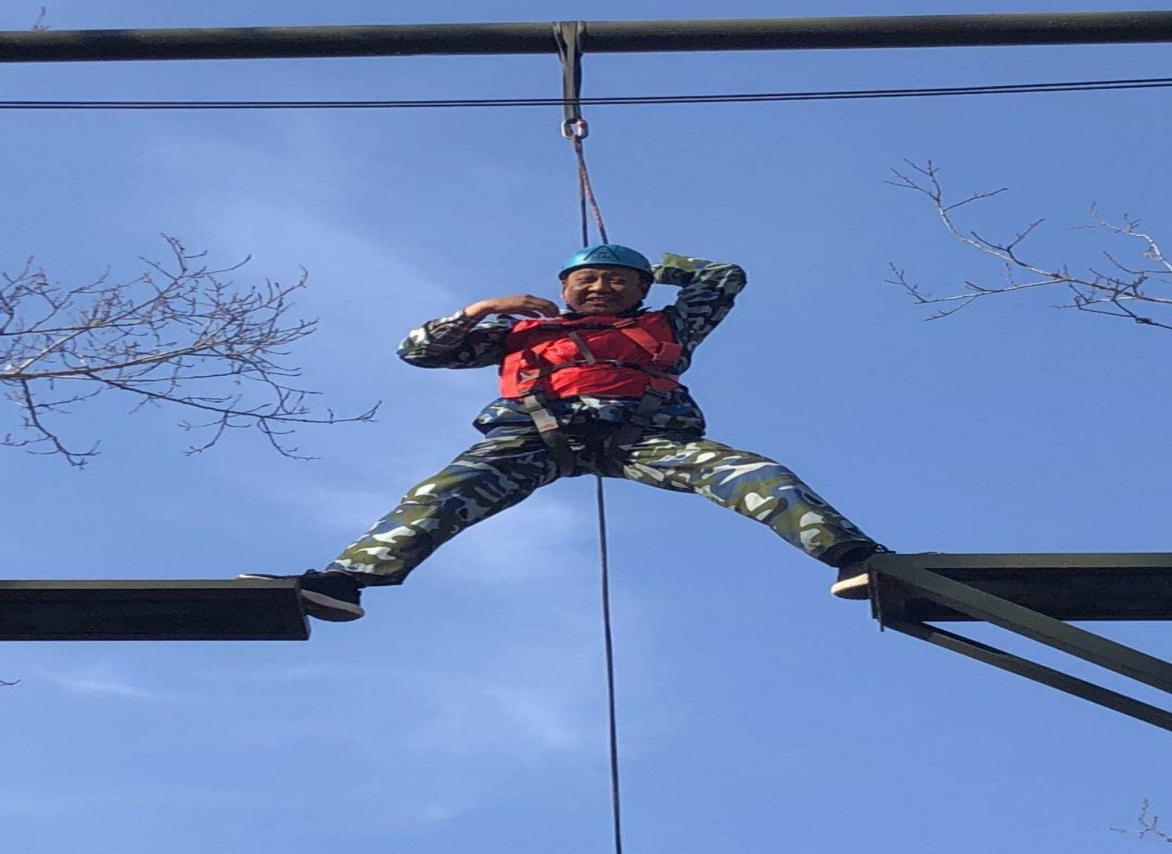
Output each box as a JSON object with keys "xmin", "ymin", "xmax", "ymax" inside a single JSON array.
[
  {"xmin": 888, "ymin": 160, "xmax": 1172, "ymax": 332},
  {"xmin": 1, "ymin": 236, "xmax": 378, "ymax": 466},
  {"xmin": 1112, "ymin": 799, "xmax": 1172, "ymax": 843}
]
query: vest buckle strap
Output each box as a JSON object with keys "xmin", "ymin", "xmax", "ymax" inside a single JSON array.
[{"xmin": 519, "ymin": 393, "xmax": 577, "ymax": 476}]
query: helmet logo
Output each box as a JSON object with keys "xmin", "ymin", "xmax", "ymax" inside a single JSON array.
[{"xmin": 586, "ymin": 246, "xmax": 621, "ymax": 264}]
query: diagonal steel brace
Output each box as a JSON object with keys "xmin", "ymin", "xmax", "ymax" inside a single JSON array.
[{"xmin": 868, "ymin": 554, "xmax": 1172, "ymax": 732}]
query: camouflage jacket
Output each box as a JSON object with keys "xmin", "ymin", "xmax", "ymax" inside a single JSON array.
[{"xmin": 397, "ymin": 255, "xmax": 747, "ymax": 435}]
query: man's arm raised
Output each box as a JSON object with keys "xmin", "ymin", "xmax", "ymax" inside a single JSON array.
[
  {"xmin": 397, "ymin": 294, "xmax": 560, "ymax": 369},
  {"xmin": 655, "ymin": 254, "xmax": 748, "ymax": 355}
]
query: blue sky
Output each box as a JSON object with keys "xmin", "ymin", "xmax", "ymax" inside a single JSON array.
[{"xmin": 2, "ymin": 1, "xmax": 1170, "ymax": 851}]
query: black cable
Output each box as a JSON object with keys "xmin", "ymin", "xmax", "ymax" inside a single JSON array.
[
  {"xmin": 556, "ymin": 23, "xmax": 624, "ymax": 854},
  {"xmin": 595, "ymin": 475, "xmax": 623, "ymax": 854},
  {"xmin": 558, "ymin": 22, "xmax": 625, "ymax": 853},
  {"xmin": 2, "ymin": 75, "xmax": 1171, "ymax": 110}
]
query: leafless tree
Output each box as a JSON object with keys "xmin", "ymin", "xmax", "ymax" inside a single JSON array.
[
  {"xmin": 1, "ymin": 236, "xmax": 378, "ymax": 467},
  {"xmin": 1113, "ymin": 799, "xmax": 1172, "ymax": 843},
  {"xmin": 887, "ymin": 160, "xmax": 1172, "ymax": 331}
]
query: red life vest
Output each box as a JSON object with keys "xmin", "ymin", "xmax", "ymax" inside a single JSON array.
[{"xmin": 499, "ymin": 312, "xmax": 683, "ymax": 401}]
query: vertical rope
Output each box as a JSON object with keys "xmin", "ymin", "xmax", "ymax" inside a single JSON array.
[
  {"xmin": 574, "ymin": 137, "xmax": 609, "ymax": 245},
  {"xmin": 576, "ymin": 149, "xmax": 590, "ymax": 247},
  {"xmin": 577, "ymin": 135, "xmax": 621, "ymax": 854},
  {"xmin": 580, "ymin": 144, "xmax": 623, "ymax": 854},
  {"xmin": 596, "ymin": 474, "xmax": 623, "ymax": 854},
  {"xmin": 555, "ymin": 19, "xmax": 623, "ymax": 854}
]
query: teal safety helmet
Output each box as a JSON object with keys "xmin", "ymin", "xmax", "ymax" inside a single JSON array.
[{"xmin": 559, "ymin": 244, "xmax": 654, "ymax": 283}]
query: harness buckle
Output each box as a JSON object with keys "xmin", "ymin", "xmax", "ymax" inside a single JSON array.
[{"xmin": 629, "ymin": 386, "xmax": 671, "ymax": 427}]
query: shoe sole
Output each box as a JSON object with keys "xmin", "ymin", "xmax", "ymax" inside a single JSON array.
[
  {"xmin": 235, "ymin": 574, "xmax": 365, "ymax": 622},
  {"xmin": 300, "ymin": 591, "xmax": 365, "ymax": 622},
  {"xmin": 830, "ymin": 572, "xmax": 871, "ymax": 600}
]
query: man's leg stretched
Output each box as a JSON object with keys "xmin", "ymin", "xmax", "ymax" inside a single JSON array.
[
  {"xmin": 328, "ymin": 429, "xmax": 558, "ymax": 585},
  {"xmin": 243, "ymin": 428, "xmax": 558, "ymax": 619},
  {"xmin": 618, "ymin": 432, "xmax": 882, "ymax": 594}
]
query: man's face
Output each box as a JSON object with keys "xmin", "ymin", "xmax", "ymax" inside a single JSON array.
[{"xmin": 561, "ymin": 265, "xmax": 648, "ymax": 315}]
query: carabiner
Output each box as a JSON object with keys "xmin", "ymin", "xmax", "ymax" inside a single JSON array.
[{"xmin": 561, "ymin": 118, "xmax": 590, "ymax": 140}]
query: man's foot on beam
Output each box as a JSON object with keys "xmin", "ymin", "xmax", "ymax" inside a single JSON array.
[
  {"xmin": 828, "ymin": 543, "xmax": 893, "ymax": 601},
  {"xmin": 237, "ymin": 569, "xmax": 365, "ymax": 622},
  {"xmin": 830, "ymin": 564, "xmax": 872, "ymax": 600}
]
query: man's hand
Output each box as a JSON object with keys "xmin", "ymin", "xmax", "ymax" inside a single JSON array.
[
  {"xmin": 464, "ymin": 294, "xmax": 561, "ymax": 321},
  {"xmin": 654, "ymin": 253, "xmax": 707, "ymax": 286}
]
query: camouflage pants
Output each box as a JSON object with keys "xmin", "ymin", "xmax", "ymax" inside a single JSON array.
[{"xmin": 327, "ymin": 424, "xmax": 876, "ymax": 585}]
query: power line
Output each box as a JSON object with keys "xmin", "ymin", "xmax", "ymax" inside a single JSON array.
[{"xmin": 2, "ymin": 75, "xmax": 1170, "ymax": 111}]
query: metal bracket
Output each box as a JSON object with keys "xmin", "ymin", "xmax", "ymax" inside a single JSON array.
[
  {"xmin": 553, "ymin": 20, "xmax": 587, "ymax": 138},
  {"xmin": 869, "ymin": 553, "xmax": 1172, "ymax": 732}
]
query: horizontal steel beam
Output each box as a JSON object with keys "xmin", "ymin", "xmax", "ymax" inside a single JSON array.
[
  {"xmin": 0, "ymin": 579, "xmax": 309, "ymax": 640},
  {"xmin": 870, "ymin": 552, "xmax": 1172, "ymax": 621},
  {"xmin": 2, "ymin": 11, "xmax": 1172, "ymax": 63}
]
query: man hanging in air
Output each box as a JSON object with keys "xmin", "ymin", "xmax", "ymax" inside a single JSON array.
[{"xmin": 241, "ymin": 246, "xmax": 888, "ymax": 620}]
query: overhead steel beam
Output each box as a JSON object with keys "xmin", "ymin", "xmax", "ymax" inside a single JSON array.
[{"xmin": 2, "ymin": 11, "xmax": 1172, "ymax": 63}]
